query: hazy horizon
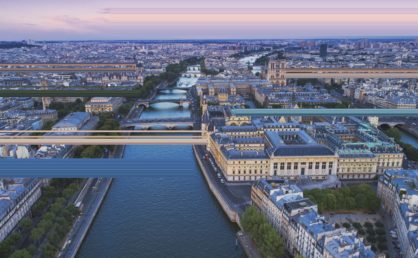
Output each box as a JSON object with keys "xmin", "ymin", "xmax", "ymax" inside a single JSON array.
[
  {"xmin": 2, "ymin": 0, "xmax": 418, "ymax": 40},
  {"xmin": 3, "ymin": 36, "xmax": 418, "ymax": 43}
]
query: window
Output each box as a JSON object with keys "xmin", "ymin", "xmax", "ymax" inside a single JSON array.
[
  {"xmin": 280, "ymin": 163, "xmax": 285, "ymax": 170},
  {"xmin": 315, "ymin": 162, "xmax": 320, "ymax": 169},
  {"xmin": 287, "ymin": 163, "xmax": 292, "ymax": 170},
  {"xmin": 328, "ymin": 162, "xmax": 333, "ymax": 168},
  {"xmin": 308, "ymin": 162, "xmax": 313, "ymax": 169},
  {"xmin": 294, "ymin": 163, "xmax": 298, "ymax": 170},
  {"xmin": 273, "ymin": 162, "xmax": 278, "ymax": 169},
  {"xmin": 322, "ymin": 162, "xmax": 326, "ymax": 169}
]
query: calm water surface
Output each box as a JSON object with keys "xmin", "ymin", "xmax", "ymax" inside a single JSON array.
[{"xmin": 77, "ymin": 90, "xmax": 242, "ymax": 258}]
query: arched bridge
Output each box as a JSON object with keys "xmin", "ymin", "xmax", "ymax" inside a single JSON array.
[
  {"xmin": 121, "ymin": 117, "xmax": 194, "ymax": 129},
  {"xmin": 135, "ymin": 99, "xmax": 190, "ymax": 108},
  {"xmin": 377, "ymin": 117, "xmax": 407, "ymax": 127}
]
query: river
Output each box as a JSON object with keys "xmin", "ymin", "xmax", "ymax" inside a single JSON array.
[
  {"xmin": 77, "ymin": 89, "xmax": 242, "ymax": 258},
  {"xmin": 238, "ymin": 52, "xmax": 268, "ymax": 67},
  {"xmin": 400, "ymin": 129, "xmax": 418, "ymax": 148}
]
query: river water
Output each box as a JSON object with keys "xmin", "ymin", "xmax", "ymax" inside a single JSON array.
[
  {"xmin": 77, "ymin": 89, "xmax": 242, "ymax": 258},
  {"xmin": 400, "ymin": 130, "xmax": 418, "ymax": 148}
]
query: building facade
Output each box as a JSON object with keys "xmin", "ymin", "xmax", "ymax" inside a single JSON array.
[
  {"xmin": 85, "ymin": 97, "xmax": 123, "ymax": 114},
  {"xmin": 377, "ymin": 169, "xmax": 418, "ymax": 258},
  {"xmin": 251, "ymin": 179, "xmax": 375, "ymax": 258},
  {"xmin": 208, "ymin": 116, "xmax": 403, "ymax": 182},
  {"xmin": 267, "ymin": 59, "xmax": 287, "ymax": 86},
  {"xmin": 0, "ymin": 179, "xmax": 43, "ymax": 241}
]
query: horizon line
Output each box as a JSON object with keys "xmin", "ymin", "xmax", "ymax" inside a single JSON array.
[{"xmin": 3, "ymin": 36, "xmax": 418, "ymax": 42}]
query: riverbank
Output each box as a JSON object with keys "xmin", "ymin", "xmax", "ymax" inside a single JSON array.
[
  {"xmin": 60, "ymin": 178, "xmax": 113, "ymax": 258},
  {"xmin": 193, "ymin": 145, "xmax": 240, "ymax": 223},
  {"xmin": 60, "ymin": 146, "xmax": 124, "ymax": 257},
  {"xmin": 236, "ymin": 231, "xmax": 262, "ymax": 258}
]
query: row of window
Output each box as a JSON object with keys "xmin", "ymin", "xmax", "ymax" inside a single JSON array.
[
  {"xmin": 273, "ymin": 162, "xmax": 334, "ymax": 170},
  {"xmin": 339, "ymin": 167, "xmax": 374, "ymax": 173},
  {"xmin": 379, "ymin": 161, "xmax": 402, "ymax": 167},
  {"xmin": 232, "ymin": 169, "xmax": 267, "ymax": 175}
]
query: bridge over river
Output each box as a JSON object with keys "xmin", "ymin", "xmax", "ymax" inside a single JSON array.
[
  {"xmin": 121, "ymin": 117, "xmax": 195, "ymax": 129},
  {"xmin": 135, "ymin": 98, "xmax": 190, "ymax": 108}
]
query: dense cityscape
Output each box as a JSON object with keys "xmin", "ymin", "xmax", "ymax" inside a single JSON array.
[{"xmin": 0, "ymin": 37, "xmax": 418, "ymax": 258}]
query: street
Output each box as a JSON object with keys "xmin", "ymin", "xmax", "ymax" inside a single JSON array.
[
  {"xmin": 195, "ymin": 145, "xmax": 251, "ymax": 215},
  {"xmin": 58, "ymin": 178, "xmax": 112, "ymax": 258}
]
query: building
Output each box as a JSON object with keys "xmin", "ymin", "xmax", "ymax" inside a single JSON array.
[
  {"xmin": 85, "ymin": 97, "xmax": 123, "ymax": 114},
  {"xmin": 253, "ymin": 85, "xmax": 340, "ymax": 108},
  {"xmin": 209, "ymin": 119, "xmax": 338, "ymax": 181},
  {"xmin": 315, "ymin": 117, "xmax": 404, "ymax": 178},
  {"xmin": 52, "ymin": 112, "xmax": 91, "ymax": 132},
  {"xmin": 208, "ymin": 116, "xmax": 403, "ymax": 182},
  {"xmin": 377, "ymin": 169, "xmax": 418, "ymax": 258},
  {"xmin": 252, "ymin": 179, "xmax": 375, "ymax": 258},
  {"xmin": 320, "ymin": 44, "xmax": 328, "ymax": 59},
  {"xmin": 184, "ymin": 65, "xmax": 201, "ymax": 78},
  {"xmin": 386, "ymin": 97, "xmax": 417, "ymax": 109},
  {"xmin": 196, "ymin": 77, "xmax": 269, "ymax": 99},
  {"xmin": 267, "ymin": 59, "xmax": 287, "ymax": 86},
  {"xmin": 336, "ymin": 149, "xmax": 378, "ymax": 180},
  {"xmin": 0, "ymin": 179, "xmax": 43, "ymax": 241}
]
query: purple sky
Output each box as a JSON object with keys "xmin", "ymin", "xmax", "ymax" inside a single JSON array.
[{"xmin": 1, "ymin": 0, "xmax": 418, "ymax": 40}]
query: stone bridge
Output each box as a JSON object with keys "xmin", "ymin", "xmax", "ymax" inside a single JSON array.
[
  {"xmin": 121, "ymin": 117, "xmax": 194, "ymax": 129},
  {"xmin": 135, "ymin": 99, "xmax": 190, "ymax": 108},
  {"xmin": 377, "ymin": 118, "xmax": 407, "ymax": 127}
]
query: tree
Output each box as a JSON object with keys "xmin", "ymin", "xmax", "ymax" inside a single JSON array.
[
  {"xmin": 19, "ymin": 217, "xmax": 33, "ymax": 232},
  {"xmin": 80, "ymin": 145, "xmax": 103, "ymax": 158},
  {"xmin": 9, "ymin": 249, "xmax": 32, "ymax": 258},
  {"xmin": 241, "ymin": 206, "xmax": 284, "ymax": 258},
  {"xmin": 355, "ymin": 193, "xmax": 367, "ymax": 209},
  {"xmin": 30, "ymin": 227, "xmax": 44, "ymax": 244},
  {"xmin": 241, "ymin": 206, "xmax": 259, "ymax": 234},
  {"xmin": 304, "ymin": 184, "xmax": 380, "ymax": 213},
  {"xmin": 260, "ymin": 226, "xmax": 284, "ymax": 258},
  {"xmin": 0, "ymin": 241, "xmax": 13, "ymax": 257},
  {"xmin": 324, "ymin": 193, "xmax": 337, "ymax": 211}
]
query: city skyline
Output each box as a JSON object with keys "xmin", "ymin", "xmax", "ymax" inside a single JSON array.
[{"xmin": 2, "ymin": 0, "xmax": 418, "ymax": 40}]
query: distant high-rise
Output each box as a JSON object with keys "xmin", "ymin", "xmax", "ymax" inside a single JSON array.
[{"xmin": 320, "ymin": 44, "xmax": 328, "ymax": 59}]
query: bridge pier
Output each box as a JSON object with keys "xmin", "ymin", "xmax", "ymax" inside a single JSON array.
[{"xmin": 136, "ymin": 102, "xmax": 150, "ymax": 109}]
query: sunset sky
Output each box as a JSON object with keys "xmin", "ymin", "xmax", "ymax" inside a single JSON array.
[{"xmin": 1, "ymin": 0, "xmax": 418, "ymax": 40}]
